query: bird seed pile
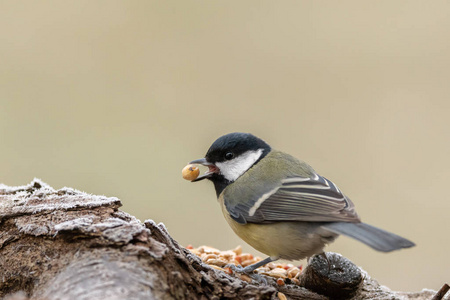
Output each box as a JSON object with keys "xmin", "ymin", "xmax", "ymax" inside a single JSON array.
[{"xmin": 185, "ymin": 245, "xmax": 302, "ymax": 286}]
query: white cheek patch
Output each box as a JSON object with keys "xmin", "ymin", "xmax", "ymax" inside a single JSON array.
[{"xmin": 215, "ymin": 149, "xmax": 264, "ymax": 182}]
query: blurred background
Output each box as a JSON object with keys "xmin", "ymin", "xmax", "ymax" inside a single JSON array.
[{"xmin": 1, "ymin": 0, "xmax": 449, "ymax": 292}]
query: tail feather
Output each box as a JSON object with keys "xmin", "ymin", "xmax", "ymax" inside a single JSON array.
[{"xmin": 322, "ymin": 222, "xmax": 415, "ymax": 252}]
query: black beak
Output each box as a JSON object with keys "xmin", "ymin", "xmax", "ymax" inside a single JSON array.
[
  {"xmin": 189, "ymin": 158, "xmax": 218, "ymax": 182},
  {"xmin": 189, "ymin": 158, "xmax": 211, "ymax": 166}
]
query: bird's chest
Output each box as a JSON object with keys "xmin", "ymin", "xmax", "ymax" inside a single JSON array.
[
  {"xmin": 217, "ymin": 195, "xmax": 275, "ymax": 255},
  {"xmin": 218, "ymin": 195, "xmax": 249, "ymax": 238}
]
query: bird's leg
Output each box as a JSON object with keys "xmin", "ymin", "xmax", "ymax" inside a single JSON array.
[
  {"xmin": 242, "ymin": 256, "xmax": 277, "ymax": 273},
  {"xmin": 226, "ymin": 256, "xmax": 278, "ymax": 273}
]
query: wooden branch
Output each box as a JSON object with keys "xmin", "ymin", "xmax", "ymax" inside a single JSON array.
[
  {"xmin": 431, "ymin": 284, "xmax": 450, "ymax": 300},
  {"xmin": 0, "ymin": 180, "xmax": 443, "ymax": 299}
]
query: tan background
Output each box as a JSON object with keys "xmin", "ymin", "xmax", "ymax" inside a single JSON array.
[{"xmin": 1, "ymin": 1, "xmax": 449, "ymax": 292}]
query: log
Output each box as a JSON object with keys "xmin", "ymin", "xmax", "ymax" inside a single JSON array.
[{"xmin": 0, "ymin": 179, "xmax": 444, "ymax": 299}]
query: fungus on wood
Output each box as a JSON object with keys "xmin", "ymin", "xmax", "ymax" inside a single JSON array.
[{"xmin": 0, "ymin": 180, "xmax": 444, "ymax": 299}]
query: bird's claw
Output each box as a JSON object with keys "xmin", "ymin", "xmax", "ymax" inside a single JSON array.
[
  {"xmin": 224, "ymin": 264, "xmax": 268, "ymax": 284},
  {"xmin": 224, "ymin": 263, "xmax": 245, "ymax": 272}
]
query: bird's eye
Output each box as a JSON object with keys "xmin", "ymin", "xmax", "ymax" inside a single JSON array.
[{"xmin": 225, "ymin": 152, "xmax": 234, "ymax": 160}]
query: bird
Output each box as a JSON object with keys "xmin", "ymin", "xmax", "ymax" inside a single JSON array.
[{"xmin": 189, "ymin": 132, "xmax": 415, "ymax": 273}]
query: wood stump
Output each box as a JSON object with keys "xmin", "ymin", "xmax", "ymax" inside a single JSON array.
[{"xmin": 0, "ymin": 180, "xmax": 442, "ymax": 299}]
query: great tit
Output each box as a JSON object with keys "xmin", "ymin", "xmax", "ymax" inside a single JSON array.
[{"xmin": 190, "ymin": 132, "xmax": 415, "ymax": 272}]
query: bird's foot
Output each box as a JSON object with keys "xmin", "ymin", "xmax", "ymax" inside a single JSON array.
[
  {"xmin": 224, "ymin": 264, "xmax": 268, "ymax": 284},
  {"xmin": 225, "ymin": 264, "xmax": 257, "ymax": 273},
  {"xmin": 224, "ymin": 263, "xmax": 244, "ymax": 272}
]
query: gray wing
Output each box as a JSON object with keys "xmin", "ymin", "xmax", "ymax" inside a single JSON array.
[{"xmin": 224, "ymin": 174, "xmax": 360, "ymax": 224}]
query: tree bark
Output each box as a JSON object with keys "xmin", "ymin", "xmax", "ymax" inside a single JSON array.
[{"xmin": 0, "ymin": 180, "xmax": 443, "ymax": 299}]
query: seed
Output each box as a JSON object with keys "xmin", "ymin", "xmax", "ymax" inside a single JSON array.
[
  {"xmin": 228, "ymin": 260, "xmax": 240, "ymax": 266},
  {"xmin": 276, "ymin": 278, "xmax": 285, "ymax": 286},
  {"xmin": 255, "ymin": 267, "xmax": 269, "ymax": 274},
  {"xmin": 206, "ymin": 258, "xmax": 227, "ymax": 267},
  {"xmin": 287, "ymin": 267, "xmax": 301, "ymax": 278},
  {"xmin": 239, "ymin": 274, "xmax": 252, "ymax": 283},
  {"xmin": 209, "ymin": 265, "xmax": 224, "ymax": 272},
  {"xmin": 218, "ymin": 250, "xmax": 235, "ymax": 260},
  {"xmin": 236, "ymin": 253, "xmax": 253, "ymax": 263},
  {"xmin": 266, "ymin": 268, "xmax": 287, "ymax": 278},
  {"xmin": 198, "ymin": 246, "xmax": 221, "ymax": 254},
  {"xmin": 266, "ymin": 262, "xmax": 277, "ymax": 269},
  {"xmin": 232, "ymin": 245, "xmax": 242, "ymax": 255},
  {"xmin": 201, "ymin": 253, "xmax": 218, "ymax": 261},
  {"xmin": 277, "ymin": 292, "xmax": 287, "ymax": 300},
  {"xmin": 182, "ymin": 164, "xmax": 200, "ymax": 181}
]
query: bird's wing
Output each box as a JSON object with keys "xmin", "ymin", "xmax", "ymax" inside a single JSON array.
[{"xmin": 223, "ymin": 174, "xmax": 360, "ymax": 224}]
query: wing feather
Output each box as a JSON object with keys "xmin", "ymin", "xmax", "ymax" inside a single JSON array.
[{"xmin": 225, "ymin": 174, "xmax": 360, "ymax": 224}]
